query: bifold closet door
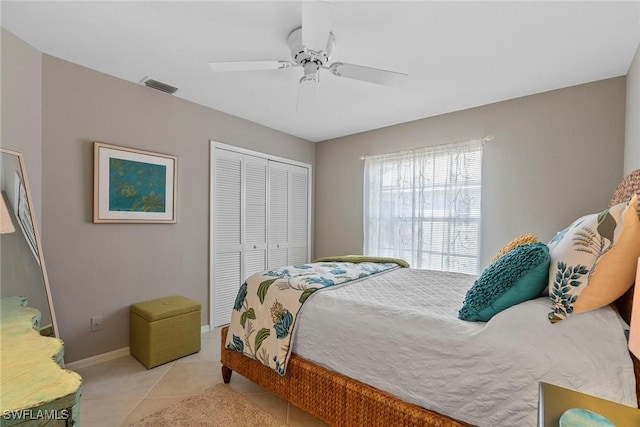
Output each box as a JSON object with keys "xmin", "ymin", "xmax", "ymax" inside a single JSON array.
[
  {"xmin": 211, "ymin": 142, "xmax": 311, "ymax": 327},
  {"xmin": 212, "ymin": 149, "xmax": 243, "ymax": 326},
  {"xmin": 268, "ymin": 161, "xmax": 289, "ymax": 268},
  {"xmin": 243, "ymin": 155, "xmax": 267, "ymax": 281},
  {"xmin": 288, "ymin": 165, "xmax": 309, "ymax": 265}
]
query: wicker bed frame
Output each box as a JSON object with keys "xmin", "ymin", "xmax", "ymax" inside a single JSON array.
[{"xmin": 220, "ymin": 171, "xmax": 640, "ymax": 426}]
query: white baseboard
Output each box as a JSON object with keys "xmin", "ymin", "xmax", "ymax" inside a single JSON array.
[
  {"xmin": 66, "ymin": 346, "xmax": 130, "ymax": 370},
  {"xmin": 66, "ymin": 325, "xmax": 213, "ymax": 370}
]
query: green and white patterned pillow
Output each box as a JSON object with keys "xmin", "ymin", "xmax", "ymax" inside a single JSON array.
[{"xmin": 547, "ymin": 195, "xmax": 640, "ymax": 323}]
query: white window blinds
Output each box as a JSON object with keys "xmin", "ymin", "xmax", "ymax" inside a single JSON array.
[{"xmin": 364, "ymin": 139, "xmax": 483, "ymax": 274}]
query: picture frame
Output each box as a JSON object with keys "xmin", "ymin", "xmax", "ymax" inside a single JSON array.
[{"xmin": 93, "ymin": 142, "xmax": 177, "ymax": 223}]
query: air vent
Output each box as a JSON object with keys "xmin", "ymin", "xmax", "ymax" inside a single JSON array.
[{"xmin": 142, "ymin": 78, "xmax": 178, "ymax": 95}]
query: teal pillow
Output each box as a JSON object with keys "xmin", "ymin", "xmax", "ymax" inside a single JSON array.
[{"xmin": 458, "ymin": 243, "xmax": 550, "ymax": 321}]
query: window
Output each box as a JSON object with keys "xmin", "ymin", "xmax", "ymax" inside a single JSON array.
[{"xmin": 363, "ymin": 139, "xmax": 483, "ymax": 274}]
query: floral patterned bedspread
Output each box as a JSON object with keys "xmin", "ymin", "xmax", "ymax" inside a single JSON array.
[{"xmin": 225, "ymin": 261, "xmax": 402, "ymax": 375}]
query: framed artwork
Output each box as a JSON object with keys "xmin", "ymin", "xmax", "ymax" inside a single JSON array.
[{"xmin": 93, "ymin": 142, "xmax": 177, "ymax": 223}]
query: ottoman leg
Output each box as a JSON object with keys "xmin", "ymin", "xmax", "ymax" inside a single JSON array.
[{"xmin": 222, "ymin": 365, "xmax": 233, "ymax": 383}]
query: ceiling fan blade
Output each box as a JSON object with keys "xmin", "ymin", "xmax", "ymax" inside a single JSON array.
[
  {"xmin": 328, "ymin": 62, "xmax": 408, "ymax": 87},
  {"xmin": 302, "ymin": 1, "xmax": 335, "ymax": 52},
  {"xmin": 208, "ymin": 60, "xmax": 293, "ymax": 72}
]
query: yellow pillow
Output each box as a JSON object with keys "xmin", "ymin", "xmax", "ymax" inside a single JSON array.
[
  {"xmin": 491, "ymin": 233, "xmax": 539, "ymax": 263},
  {"xmin": 573, "ymin": 194, "xmax": 640, "ymax": 314}
]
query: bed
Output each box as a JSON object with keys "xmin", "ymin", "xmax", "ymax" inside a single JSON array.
[{"xmin": 220, "ymin": 171, "xmax": 640, "ymax": 426}]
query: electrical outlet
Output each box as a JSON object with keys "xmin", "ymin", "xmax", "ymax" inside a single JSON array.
[{"xmin": 90, "ymin": 316, "xmax": 103, "ymax": 332}]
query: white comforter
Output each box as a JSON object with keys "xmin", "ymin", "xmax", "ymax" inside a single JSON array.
[{"xmin": 293, "ymin": 268, "xmax": 637, "ymax": 427}]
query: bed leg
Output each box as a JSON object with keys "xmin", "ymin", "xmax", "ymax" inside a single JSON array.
[{"xmin": 222, "ymin": 365, "xmax": 233, "ymax": 383}]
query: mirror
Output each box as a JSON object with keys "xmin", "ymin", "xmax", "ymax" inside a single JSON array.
[{"xmin": 0, "ymin": 148, "xmax": 58, "ymax": 337}]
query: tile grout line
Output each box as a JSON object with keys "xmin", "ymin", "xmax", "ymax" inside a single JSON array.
[{"xmin": 118, "ymin": 362, "xmax": 178, "ymax": 426}]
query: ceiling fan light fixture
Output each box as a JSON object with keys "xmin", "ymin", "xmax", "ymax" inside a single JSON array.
[
  {"xmin": 302, "ymin": 61, "xmax": 321, "ymax": 80},
  {"xmin": 300, "ymin": 74, "xmax": 319, "ymax": 84},
  {"xmin": 297, "ymin": 75, "xmax": 319, "ymax": 110}
]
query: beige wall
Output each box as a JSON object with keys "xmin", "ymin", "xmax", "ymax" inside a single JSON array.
[
  {"xmin": 1, "ymin": 29, "xmax": 42, "ymax": 223},
  {"xmin": 315, "ymin": 78, "xmax": 626, "ymax": 269},
  {"xmin": 41, "ymin": 56, "xmax": 314, "ymax": 362},
  {"xmin": 625, "ymin": 43, "xmax": 640, "ymax": 174}
]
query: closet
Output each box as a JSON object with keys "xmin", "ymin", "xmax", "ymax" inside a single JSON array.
[{"xmin": 210, "ymin": 141, "xmax": 311, "ymax": 327}]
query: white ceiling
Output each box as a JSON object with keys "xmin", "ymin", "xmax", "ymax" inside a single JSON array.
[{"xmin": 2, "ymin": 1, "xmax": 640, "ymax": 142}]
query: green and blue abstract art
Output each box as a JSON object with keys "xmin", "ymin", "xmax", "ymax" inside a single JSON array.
[{"xmin": 109, "ymin": 158, "xmax": 166, "ymax": 212}]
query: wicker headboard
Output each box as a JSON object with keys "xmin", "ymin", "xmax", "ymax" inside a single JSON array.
[
  {"xmin": 608, "ymin": 169, "xmax": 640, "ymax": 405},
  {"xmin": 609, "ymin": 169, "xmax": 640, "ymax": 325}
]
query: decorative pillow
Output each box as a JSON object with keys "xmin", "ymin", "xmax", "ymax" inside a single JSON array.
[
  {"xmin": 459, "ymin": 242, "xmax": 550, "ymax": 322},
  {"xmin": 547, "ymin": 194, "xmax": 640, "ymax": 323},
  {"xmin": 491, "ymin": 233, "xmax": 539, "ymax": 263}
]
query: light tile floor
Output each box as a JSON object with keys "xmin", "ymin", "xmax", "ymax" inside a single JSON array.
[{"xmin": 74, "ymin": 327, "xmax": 328, "ymax": 427}]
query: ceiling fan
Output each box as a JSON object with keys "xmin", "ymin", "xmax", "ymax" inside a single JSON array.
[{"xmin": 208, "ymin": 1, "xmax": 408, "ymax": 105}]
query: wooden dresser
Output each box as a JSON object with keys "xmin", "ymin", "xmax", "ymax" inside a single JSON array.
[{"xmin": 0, "ymin": 297, "xmax": 82, "ymax": 426}]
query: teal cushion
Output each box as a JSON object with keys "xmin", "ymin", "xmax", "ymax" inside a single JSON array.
[{"xmin": 459, "ymin": 243, "xmax": 550, "ymax": 321}]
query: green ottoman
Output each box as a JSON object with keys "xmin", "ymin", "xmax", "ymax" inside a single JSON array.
[{"xmin": 130, "ymin": 296, "xmax": 201, "ymax": 369}]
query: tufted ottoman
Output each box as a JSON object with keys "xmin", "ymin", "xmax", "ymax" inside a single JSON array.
[{"xmin": 130, "ymin": 296, "xmax": 201, "ymax": 369}]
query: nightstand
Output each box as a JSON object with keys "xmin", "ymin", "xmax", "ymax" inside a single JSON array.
[{"xmin": 538, "ymin": 382, "xmax": 640, "ymax": 427}]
